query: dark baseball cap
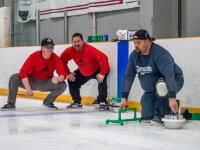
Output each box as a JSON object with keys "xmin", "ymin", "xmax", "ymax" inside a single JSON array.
[
  {"xmin": 41, "ymin": 38, "xmax": 55, "ymax": 46},
  {"xmin": 133, "ymin": 29, "xmax": 155, "ymax": 41}
]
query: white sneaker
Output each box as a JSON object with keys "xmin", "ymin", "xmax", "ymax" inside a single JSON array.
[{"xmin": 99, "ymin": 102, "xmax": 109, "ymax": 111}]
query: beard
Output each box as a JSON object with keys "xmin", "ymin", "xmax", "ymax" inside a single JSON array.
[
  {"xmin": 74, "ymin": 45, "xmax": 82, "ymax": 51},
  {"xmin": 136, "ymin": 48, "xmax": 141, "ymax": 54}
]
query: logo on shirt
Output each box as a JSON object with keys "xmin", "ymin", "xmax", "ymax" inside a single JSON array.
[
  {"xmin": 42, "ymin": 65, "xmax": 49, "ymax": 73},
  {"xmin": 136, "ymin": 66, "xmax": 152, "ymax": 75}
]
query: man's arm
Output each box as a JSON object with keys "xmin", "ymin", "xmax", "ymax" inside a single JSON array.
[
  {"xmin": 90, "ymin": 46, "xmax": 110, "ymax": 76},
  {"xmin": 89, "ymin": 46, "xmax": 110, "ymax": 83},
  {"xmin": 156, "ymin": 53, "xmax": 179, "ymax": 113},
  {"xmin": 60, "ymin": 48, "xmax": 77, "ymax": 81},
  {"xmin": 20, "ymin": 54, "xmax": 34, "ymax": 96},
  {"xmin": 21, "ymin": 77, "xmax": 33, "ymax": 96},
  {"xmin": 120, "ymin": 52, "xmax": 136, "ymax": 107},
  {"xmin": 53, "ymin": 54, "xmax": 68, "ymax": 83},
  {"xmin": 60, "ymin": 48, "xmax": 72, "ymax": 75}
]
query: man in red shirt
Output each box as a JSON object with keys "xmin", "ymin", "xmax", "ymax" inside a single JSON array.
[
  {"xmin": 1, "ymin": 38, "xmax": 67, "ymax": 110},
  {"xmin": 60, "ymin": 33, "xmax": 110, "ymax": 110}
]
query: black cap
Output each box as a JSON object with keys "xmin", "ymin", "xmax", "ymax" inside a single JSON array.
[
  {"xmin": 41, "ymin": 38, "xmax": 55, "ymax": 46},
  {"xmin": 133, "ymin": 29, "xmax": 155, "ymax": 41}
]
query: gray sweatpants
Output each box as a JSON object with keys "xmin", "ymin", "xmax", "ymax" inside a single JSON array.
[{"xmin": 7, "ymin": 73, "xmax": 67, "ymax": 105}]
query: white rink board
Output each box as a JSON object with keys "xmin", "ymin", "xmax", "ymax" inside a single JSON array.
[
  {"xmin": 0, "ymin": 42, "xmax": 117, "ymax": 99},
  {"xmin": 0, "ymin": 38, "xmax": 200, "ymax": 107}
]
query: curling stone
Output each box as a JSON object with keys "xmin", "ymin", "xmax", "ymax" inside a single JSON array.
[{"xmin": 162, "ymin": 114, "xmax": 186, "ymax": 129}]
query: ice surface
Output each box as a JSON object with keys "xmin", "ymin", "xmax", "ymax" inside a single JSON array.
[{"xmin": 0, "ymin": 96, "xmax": 199, "ymax": 150}]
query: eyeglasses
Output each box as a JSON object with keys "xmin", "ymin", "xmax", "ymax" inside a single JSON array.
[{"xmin": 44, "ymin": 45, "xmax": 54, "ymax": 49}]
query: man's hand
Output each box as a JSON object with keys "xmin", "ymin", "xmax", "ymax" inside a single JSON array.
[
  {"xmin": 52, "ymin": 75, "xmax": 64, "ymax": 84},
  {"xmin": 169, "ymin": 98, "xmax": 179, "ymax": 113},
  {"xmin": 96, "ymin": 74, "xmax": 105, "ymax": 83},
  {"xmin": 26, "ymin": 89, "xmax": 33, "ymax": 96},
  {"xmin": 68, "ymin": 73, "xmax": 76, "ymax": 82},
  {"xmin": 120, "ymin": 98, "xmax": 127, "ymax": 108},
  {"xmin": 52, "ymin": 76, "xmax": 59, "ymax": 84},
  {"xmin": 22, "ymin": 77, "xmax": 33, "ymax": 96}
]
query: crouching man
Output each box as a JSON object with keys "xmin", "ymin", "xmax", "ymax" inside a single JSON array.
[
  {"xmin": 1, "ymin": 38, "xmax": 67, "ymax": 110},
  {"xmin": 120, "ymin": 29, "xmax": 184, "ymax": 125}
]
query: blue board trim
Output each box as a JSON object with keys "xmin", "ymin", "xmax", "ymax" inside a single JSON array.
[{"xmin": 117, "ymin": 41, "xmax": 129, "ymax": 98}]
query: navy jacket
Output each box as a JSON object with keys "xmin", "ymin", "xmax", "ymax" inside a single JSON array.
[{"xmin": 122, "ymin": 43, "xmax": 183, "ymax": 99}]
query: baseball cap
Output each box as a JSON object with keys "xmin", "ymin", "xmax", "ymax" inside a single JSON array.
[
  {"xmin": 133, "ymin": 29, "xmax": 155, "ymax": 41},
  {"xmin": 41, "ymin": 38, "xmax": 55, "ymax": 46}
]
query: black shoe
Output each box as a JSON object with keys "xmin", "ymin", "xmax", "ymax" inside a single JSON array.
[
  {"xmin": 92, "ymin": 100, "xmax": 99, "ymax": 105},
  {"xmin": 151, "ymin": 118, "xmax": 164, "ymax": 125},
  {"xmin": 1, "ymin": 103, "xmax": 15, "ymax": 111},
  {"xmin": 43, "ymin": 101, "xmax": 58, "ymax": 110},
  {"xmin": 99, "ymin": 102, "xmax": 109, "ymax": 111},
  {"xmin": 66, "ymin": 103, "xmax": 82, "ymax": 109}
]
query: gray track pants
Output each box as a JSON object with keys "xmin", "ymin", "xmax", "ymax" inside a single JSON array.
[{"xmin": 7, "ymin": 73, "xmax": 67, "ymax": 105}]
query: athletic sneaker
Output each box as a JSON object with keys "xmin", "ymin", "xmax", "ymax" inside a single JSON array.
[
  {"xmin": 151, "ymin": 117, "xmax": 164, "ymax": 125},
  {"xmin": 140, "ymin": 117, "xmax": 153, "ymax": 123},
  {"xmin": 99, "ymin": 102, "xmax": 109, "ymax": 111},
  {"xmin": 43, "ymin": 101, "xmax": 58, "ymax": 110},
  {"xmin": 1, "ymin": 103, "xmax": 15, "ymax": 111},
  {"xmin": 66, "ymin": 103, "xmax": 82, "ymax": 109},
  {"xmin": 93, "ymin": 100, "xmax": 100, "ymax": 109}
]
